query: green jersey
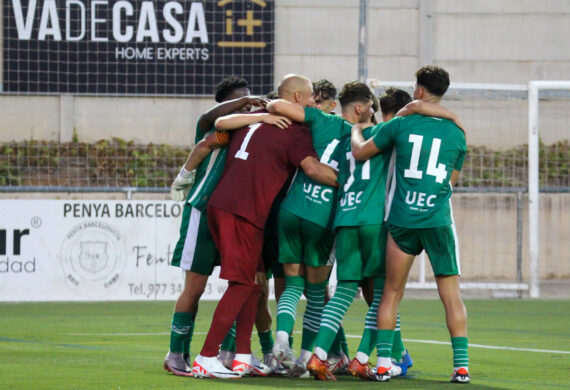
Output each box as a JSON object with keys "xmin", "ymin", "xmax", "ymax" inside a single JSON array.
[
  {"xmin": 187, "ymin": 123, "xmax": 228, "ymax": 211},
  {"xmin": 372, "ymin": 114, "xmax": 466, "ymax": 228},
  {"xmin": 333, "ymin": 125, "xmax": 392, "ymax": 228},
  {"xmin": 280, "ymin": 107, "xmax": 350, "ymax": 228}
]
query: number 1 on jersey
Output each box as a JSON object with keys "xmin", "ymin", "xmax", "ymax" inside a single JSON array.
[
  {"xmin": 235, "ymin": 123, "xmax": 261, "ymax": 160},
  {"xmin": 344, "ymin": 152, "xmax": 370, "ymax": 192}
]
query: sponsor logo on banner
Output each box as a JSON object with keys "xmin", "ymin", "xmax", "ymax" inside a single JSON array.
[
  {"xmin": 60, "ymin": 220, "xmax": 127, "ymax": 298},
  {"xmin": 3, "ymin": 0, "xmax": 274, "ymax": 95},
  {"xmin": 0, "ymin": 226, "xmax": 36, "ymax": 274}
]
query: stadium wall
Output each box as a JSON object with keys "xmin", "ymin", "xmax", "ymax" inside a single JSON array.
[{"xmin": 1, "ymin": 1, "xmax": 570, "ymax": 146}]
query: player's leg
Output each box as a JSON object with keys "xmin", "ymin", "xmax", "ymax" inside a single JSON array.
[
  {"xmin": 219, "ymin": 324, "xmax": 237, "ymax": 368},
  {"xmin": 424, "ymin": 225, "xmax": 469, "ymax": 383},
  {"xmin": 375, "ymin": 226, "xmax": 418, "ymax": 381},
  {"xmin": 308, "ymin": 227, "xmax": 361, "ymax": 381},
  {"xmin": 193, "ymin": 207, "xmax": 263, "ymax": 379},
  {"xmin": 326, "ymin": 255, "xmax": 351, "ymax": 375},
  {"xmin": 294, "ymin": 219, "xmax": 335, "ymax": 375},
  {"xmin": 348, "ymin": 224, "xmax": 385, "ymax": 380},
  {"xmin": 245, "ymin": 271, "xmax": 274, "ymax": 376},
  {"xmin": 273, "ymin": 210, "xmax": 304, "ymax": 366},
  {"xmin": 255, "ymin": 273, "xmax": 274, "ymax": 354},
  {"xmin": 350, "ymin": 276, "xmax": 383, "ymax": 380},
  {"xmin": 256, "ymin": 228, "xmax": 279, "ymax": 368},
  {"xmin": 166, "ymin": 205, "xmax": 217, "ymax": 377}
]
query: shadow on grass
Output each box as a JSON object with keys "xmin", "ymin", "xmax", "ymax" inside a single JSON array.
[{"xmin": 215, "ymin": 375, "xmax": 508, "ymax": 389}]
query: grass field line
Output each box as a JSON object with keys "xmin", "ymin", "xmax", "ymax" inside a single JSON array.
[{"xmin": 64, "ymin": 331, "xmax": 570, "ymax": 355}]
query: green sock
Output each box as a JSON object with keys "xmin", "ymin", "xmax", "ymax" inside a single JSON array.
[
  {"xmin": 357, "ymin": 284, "xmax": 383, "ymax": 356},
  {"xmin": 289, "ymin": 335, "xmax": 294, "ymax": 348},
  {"xmin": 220, "ymin": 322, "xmax": 236, "ymax": 352},
  {"xmin": 391, "ymin": 313, "xmax": 405, "ymax": 361},
  {"xmin": 314, "ymin": 281, "xmax": 358, "ymax": 354},
  {"xmin": 451, "ymin": 337, "xmax": 469, "ymax": 368},
  {"xmin": 276, "ymin": 275, "xmax": 305, "ymax": 334},
  {"xmin": 376, "ymin": 329, "xmax": 395, "ymax": 358},
  {"xmin": 330, "ymin": 328, "xmax": 343, "ymax": 355},
  {"xmin": 183, "ymin": 312, "xmax": 196, "ymax": 357},
  {"xmin": 169, "ymin": 312, "xmax": 193, "ymax": 353},
  {"xmin": 258, "ymin": 330, "xmax": 274, "ymax": 355},
  {"xmin": 301, "ymin": 280, "xmax": 327, "ymax": 351},
  {"xmin": 339, "ymin": 326, "xmax": 349, "ymax": 356}
]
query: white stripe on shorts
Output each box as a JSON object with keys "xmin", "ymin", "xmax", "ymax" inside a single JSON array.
[
  {"xmin": 180, "ymin": 207, "xmax": 202, "ymax": 271},
  {"xmin": 448, "ymin": 188, "xmax": 461, "ymax": 276}
]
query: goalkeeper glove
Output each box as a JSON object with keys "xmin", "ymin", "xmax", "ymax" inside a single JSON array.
[{"xmin": 170, "ymin": 167, "xmax": 195, "ymax": 202}]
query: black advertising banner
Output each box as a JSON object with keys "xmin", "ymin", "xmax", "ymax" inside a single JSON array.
[{"xmin": 3, "ymin": 0, "xmax": 274, "ymax": 95}]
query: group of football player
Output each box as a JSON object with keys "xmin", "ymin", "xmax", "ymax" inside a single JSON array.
[{"xmin": 163, "ymin": 66, "xmax": 470, "ymax": 384}]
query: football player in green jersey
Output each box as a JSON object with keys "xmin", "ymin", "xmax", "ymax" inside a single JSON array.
[
  {"xmin": 312, "ymin": 79, "xmax": 337, "ymax": 114},
  {"xmin": 307, "ymin": 86, "xmax": 461, "ymax": 381},
  {"xmin": 165, "ymin": 76, "xmax": 277, "ymax": 377},
  {"xmin": 351, "ymin": 66, "xmax": 470, "ymax": 383},
  {"xmin": 267, "ymin": 81, "xmax": 376, "ymax": 375},
  {"xmin": 328, "ymin": 88, "xmax": 412, "ymax": 381}
]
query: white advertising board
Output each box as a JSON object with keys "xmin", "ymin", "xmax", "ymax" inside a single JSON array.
[{"xmin": 0, "ymin": 200, "xmax": 237, "ymax": 302}]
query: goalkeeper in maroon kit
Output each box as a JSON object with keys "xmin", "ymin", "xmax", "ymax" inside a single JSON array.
[{"xmin": 191, "ymin": 74, "xmax": 339, "ymax": 379}]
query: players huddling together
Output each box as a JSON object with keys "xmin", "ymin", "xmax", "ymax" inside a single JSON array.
[{"xmin": 164, "ymin": 66, "xmax": 470, "ymax": 384}]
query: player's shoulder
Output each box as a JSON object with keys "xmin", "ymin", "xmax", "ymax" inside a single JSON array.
[
  {"xmin": 306, "ymin": 106, "xmax": 343, "ymax": 123},
  {"xmin": 289, "ymin": 122, "xmax": 311, "ymax": 133},
  {"xmin": 438, "ymin": 118, "xmax": 465, "ymax": 140}
]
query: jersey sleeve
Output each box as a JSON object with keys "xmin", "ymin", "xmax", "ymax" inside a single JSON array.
[
  {"xmin": 303, "ymin": 106, "xmax": 322, "ymax": 125},
  {"xmin": 372, "ymin": 118, "xmax": 399, "ymax": 151},
  {"xmin": 287, "ymin": 125, "xmax": 318, "ymax": 167}
]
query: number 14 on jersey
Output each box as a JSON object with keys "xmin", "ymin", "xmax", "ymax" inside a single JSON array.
[{"xmin": 404, "ymin": 134, "xmax": 448, "ymax": 183}]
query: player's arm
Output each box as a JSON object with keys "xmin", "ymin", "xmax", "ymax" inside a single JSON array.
[
  {"xmin": 450, "ymin": 170, "xmax": 461, "ymax": 186},
  {"xmin": 215, "ymin": 113, "xmax": 291, "ymax": 131},
  {"xmin": 397, "ymin": 100, "xmax": 466, "ymax": 132},
  {"xmin": 351, "ymin": 122, "xmax": 379, "ymax": 161},
  {"xmin": 170, "ymin": 131, "xmax": 230, "ymax": 201},
  {"xmin": 197, "ymin": 96, "xmax": 268, "ymax": 133},
  {"xmin": 266, "ymin": 99, "xmax": 306, "ymax": 122},
  {"xmin": 300, "ymin": 156, "xmax": 338, "ymax": 187}
]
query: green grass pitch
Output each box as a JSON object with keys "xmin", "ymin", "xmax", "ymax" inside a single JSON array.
[{"xmin": 1, "ymin": 299, "xmax": 569, "ymax": 389}]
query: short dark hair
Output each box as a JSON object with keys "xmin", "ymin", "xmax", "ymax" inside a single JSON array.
[
  {"xmin": 380, "ymin": 88, "xmax": 412, "ymax": 115},
  {"xmin": 214, "ymin": 76, "xmax": 248, "ymax": 103},
  {"xmin": 338, "ymin": 81, "xmax": 374, "ymax": 107},
  {"xmin": 415, "ymin": 65, "xmax": 450, "ymax": 97},
  {"xmin": 313, "ymin": 79, "xmax": 337, "ymax": 101}
]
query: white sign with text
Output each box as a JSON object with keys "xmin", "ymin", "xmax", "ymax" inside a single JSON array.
[{"xmin": 0, "ymin": 200, "xmax": 239, "ymax": 302}]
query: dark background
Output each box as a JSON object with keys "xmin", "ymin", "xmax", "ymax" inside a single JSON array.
[{"xmin": 3, "ymin": 0, "xmax": 274, "ymax": 95}]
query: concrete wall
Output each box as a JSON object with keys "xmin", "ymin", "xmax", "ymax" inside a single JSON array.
[{"xmin": 1, "ymin": 1, "xmax": 569, "ymax": 146}]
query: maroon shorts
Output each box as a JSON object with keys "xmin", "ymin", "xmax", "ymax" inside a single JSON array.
[{"xmin": 207, "ymin": 206, "xmax": 264, "ymax": 286}]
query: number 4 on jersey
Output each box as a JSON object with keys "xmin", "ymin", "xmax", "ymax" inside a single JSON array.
[{"xmin": 404, "ymin": 134, "xmax": 447, "ymax": 183}]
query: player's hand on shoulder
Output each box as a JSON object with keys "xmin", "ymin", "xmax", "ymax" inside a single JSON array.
[
  {"xmin": 170, "ymin": 169, "xmax": 196, "ymax": 202},
  {"xmin": 246, "ymin": 96, "xmax": 269, "ymax": 109},
  {"xmin": 261, "ymin": 114, "xmax": 292, "ymax": 129}
]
